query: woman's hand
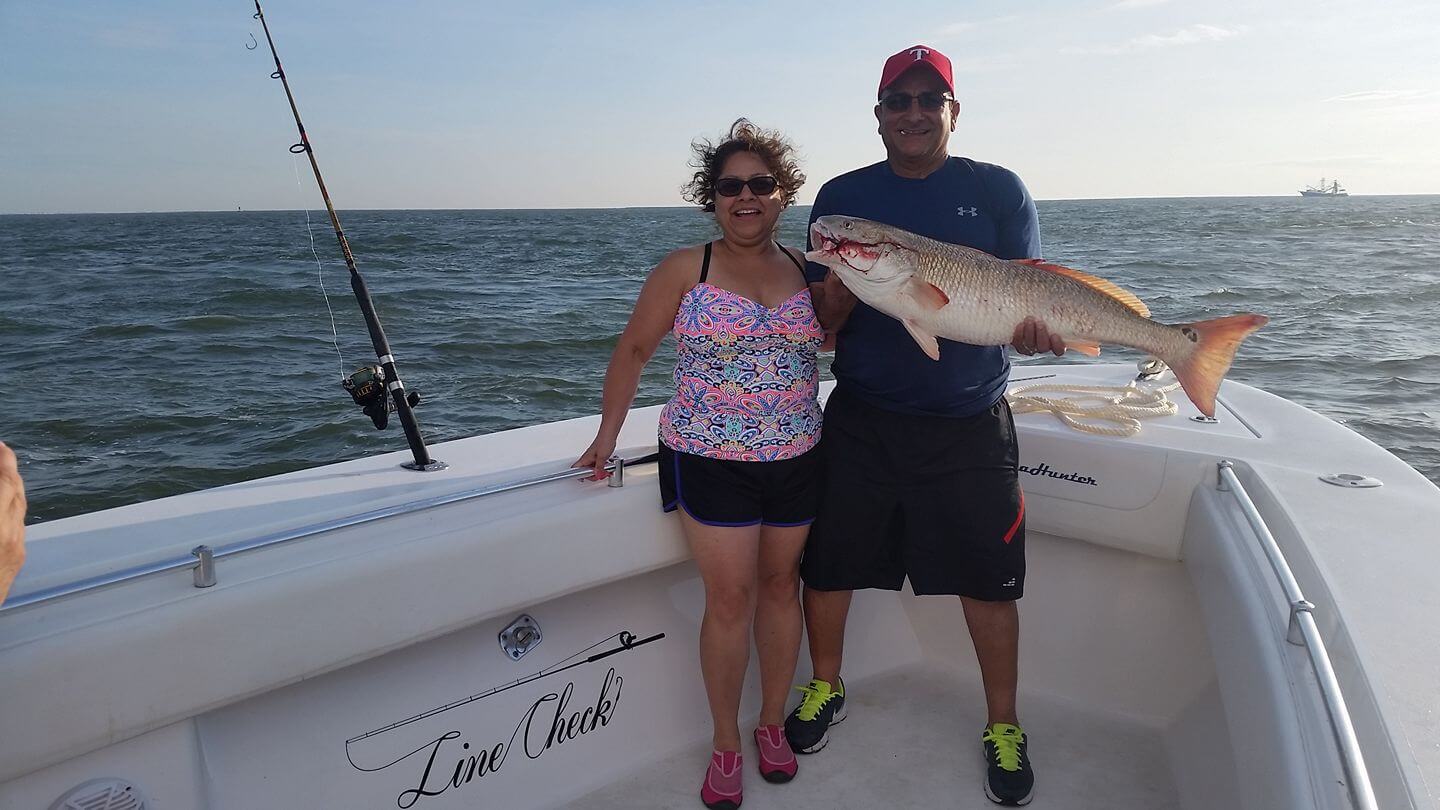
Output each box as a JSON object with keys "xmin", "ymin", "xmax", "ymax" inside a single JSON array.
[{"xmin": 572, "ymin": 435, "xmax": 617, "ymax": 482}]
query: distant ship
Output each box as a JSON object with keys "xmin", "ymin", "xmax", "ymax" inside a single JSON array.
[{"xmin": 1300, "ymin": 178, "xmax": 1348, "ymax": 197}]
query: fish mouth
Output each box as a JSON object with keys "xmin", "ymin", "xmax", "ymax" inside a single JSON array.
[
  {"xmin": 806, "ymin": 232, "xmax": 863, "ymax": 270},
  {"xmin": 807, "ymin": 221, "xmax": 891, "ymax": 272}
]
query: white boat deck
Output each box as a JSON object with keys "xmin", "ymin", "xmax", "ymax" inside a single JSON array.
[{"xmin": 573, "ymin": 663, "xmax": 1179, "ymax": 809}]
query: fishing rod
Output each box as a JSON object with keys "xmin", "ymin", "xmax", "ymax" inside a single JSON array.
[{"xmin": 251, "ymin": 0, "xmax": 444, "ymax": 472}]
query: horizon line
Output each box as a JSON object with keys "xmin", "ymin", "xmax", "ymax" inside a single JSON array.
[{"xmin": 3, "ymin": 191, "xmax": 1437, "ymax": 217}]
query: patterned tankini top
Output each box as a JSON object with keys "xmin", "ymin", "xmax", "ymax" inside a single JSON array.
[{"xmin": 658, "ymin": 242, "xmax": 825, "ymax": 461}]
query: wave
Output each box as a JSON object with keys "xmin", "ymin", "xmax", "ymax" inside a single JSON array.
[{"xmin": 80, "ymin": 322, "xmax": 171, "ymax": 339}]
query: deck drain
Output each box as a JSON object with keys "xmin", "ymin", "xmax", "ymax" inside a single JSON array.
[{"xmin": 50, "ymin": 778, "xmax": 148, "ymax": 810}]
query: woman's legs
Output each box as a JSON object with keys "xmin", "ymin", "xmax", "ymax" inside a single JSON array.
[
  {"xmin": 753, "ymin": 523, "xmax": 809, "ymax": 727},
  {"xmin": 679, "ymin": 511, "xmax": 762, "ymax": 752}
]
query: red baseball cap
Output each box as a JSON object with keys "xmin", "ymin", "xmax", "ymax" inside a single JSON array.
[{"xmin": 877, "ymin": 44, "xmax": 954, "ymax": 99}]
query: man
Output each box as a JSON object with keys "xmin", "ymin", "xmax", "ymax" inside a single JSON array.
[
  {"xmin": 784, "ymin": 45, "xmax": 1064, "ymax": 806},
  {"xmin": 0, "ymin": 442, "xmax": 27, "ymax": 606}
]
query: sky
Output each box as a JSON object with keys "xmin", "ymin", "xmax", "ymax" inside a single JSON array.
[{"xmin": 1, "ymin": 0, "xmax": 1437, "ymax": 213}]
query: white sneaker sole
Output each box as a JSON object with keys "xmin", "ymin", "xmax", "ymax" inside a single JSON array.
[{"xmin": 983, "ymin": 779, "xmax": 1034, "ymax": 806}]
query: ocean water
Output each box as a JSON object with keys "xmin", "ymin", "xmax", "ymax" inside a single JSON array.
[{"xmin": 2, "ymin": 196, "xmax": 1438, "ymax": 523}]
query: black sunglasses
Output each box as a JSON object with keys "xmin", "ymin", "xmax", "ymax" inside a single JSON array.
[
  {"xmin": 880, "ymin": 91, "xmax": 954, "ymax": 112},
  {"xmin": 715, "ymin": 175, "xmax": 779, "ymax": 197}
]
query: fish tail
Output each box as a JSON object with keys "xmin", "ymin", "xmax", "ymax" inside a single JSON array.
[{"xmin": 1168, "ymin": 314, "xmax": 1269, "ymax": 417}]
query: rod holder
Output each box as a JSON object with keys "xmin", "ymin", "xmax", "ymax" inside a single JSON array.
[
  {"xmin": 192, "ymin": 545, "xmax": 216, "ymax": 588},
  {"xmin": 607, "ymin": 454, "xmax": 625, "ymax": 488},
  {"xmin": 1287, "ymin": 599, "xmax": 1316, "ymax": 646},
  {"xmin": 1216, "ymin": 459, "xmax": 1234, "ymax": 491}
]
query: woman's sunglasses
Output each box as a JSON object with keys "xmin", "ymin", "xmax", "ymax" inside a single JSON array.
[
  {"xmin": 880, "ymin": 91, "xmax": 954, "ymax": 112},
  {"xmin": 715, "ymin": 176, "xmax": 779, "ymax": 197}
]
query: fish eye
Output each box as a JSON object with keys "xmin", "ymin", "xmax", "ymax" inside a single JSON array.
[{"xmin": 844, "ymin": 222, "xmax": 853, "ymax": 230}]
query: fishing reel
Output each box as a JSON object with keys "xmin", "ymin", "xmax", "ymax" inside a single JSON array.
[{"xmin": 343, "ymin": 365, "xmax": 421, "ymax": 430}]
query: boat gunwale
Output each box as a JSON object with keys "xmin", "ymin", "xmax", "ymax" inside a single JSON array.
[
  {"xmin": 1216, "ymin": 460, "xmax": 1379, "ymax": 810},
  {"xmin": 0, "ymin": 451, "xmax": 660, "ymax": 614}
]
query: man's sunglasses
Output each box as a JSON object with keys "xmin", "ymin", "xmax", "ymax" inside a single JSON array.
[
  {"xmin": 715, "ymin": 175, "xmax": 779, "ymax": 197},
  {"xmin": 880, "ymin": 91, "xmax": 955, "ymax": 112}
]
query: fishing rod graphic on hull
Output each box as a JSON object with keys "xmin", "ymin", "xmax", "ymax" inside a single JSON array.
[{"xmin": 250, "ymin": 0, "xmax": 444, "ymax": 471}]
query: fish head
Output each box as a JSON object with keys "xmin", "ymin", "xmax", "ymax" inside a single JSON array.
[{"xmin": 806, "ymin": 215, "xmax": 920, "ymax": 302}]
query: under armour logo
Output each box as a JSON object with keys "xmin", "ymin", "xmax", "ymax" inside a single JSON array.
[
  {"xmin": 910, "ymin": 48, "xmax": 930, "ymax": 61},
  {"xmin": 957, "ymin": 206, "xmax": 978, "ymax": 216},
  {"xmin": 1001, "ymin": 577, "xmax": 1017, "ymax": 588}
]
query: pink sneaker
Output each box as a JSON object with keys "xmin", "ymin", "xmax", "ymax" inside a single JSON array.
[
  {"xmin": 753, "ymin": 724, "xmax": 798, "ymax": 783},
  {"xmin": 700, "ymin": 750, "xmax": 743, "ymax": 809}
]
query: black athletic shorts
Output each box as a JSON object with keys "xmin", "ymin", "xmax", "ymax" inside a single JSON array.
[
  {"xmin": 659, "ymin": 443, "xmax": 821, "ymax": 528},
  {"xmin": 799, "ymin": 387, "xmax": 1026, "ymax": 601}
]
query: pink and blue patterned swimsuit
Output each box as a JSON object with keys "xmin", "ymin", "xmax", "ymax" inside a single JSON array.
[{"xmin": 658, "ymin": 242, "xmax": 824, "ymax": 462}]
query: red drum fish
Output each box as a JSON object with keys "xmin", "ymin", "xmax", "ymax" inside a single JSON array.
[{"xmin": 807, "ymin": 215, "xmax": 1267, "ymax": 417}]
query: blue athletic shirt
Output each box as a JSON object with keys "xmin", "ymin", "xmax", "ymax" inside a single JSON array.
[{"xmin": 805, "ymin": 157, "xmax": 1041, "ymax": 417}]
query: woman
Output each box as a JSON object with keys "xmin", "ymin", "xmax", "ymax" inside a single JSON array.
[{"xmin": 574, "ymin": 119, "xmax": 822, "ymax": 809}]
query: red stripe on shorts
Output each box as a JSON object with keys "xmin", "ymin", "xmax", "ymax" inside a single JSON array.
[{"xmin": 1002, "ymin": 489, "xmax": 1025, "ymax": 545}]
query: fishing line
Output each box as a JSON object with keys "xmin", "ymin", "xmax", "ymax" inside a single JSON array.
[{"xmin": 292, "ymin": 152, "xmax": 347, "ymax": 382}]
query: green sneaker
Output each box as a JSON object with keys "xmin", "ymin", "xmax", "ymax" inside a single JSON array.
[
  {"xmin": 981, "ymin": 722, "xmax": 1034, "ymax": 806},
  {"xmin": 783, "ymin": 677, "xmax": 846, "ymax": 754}
]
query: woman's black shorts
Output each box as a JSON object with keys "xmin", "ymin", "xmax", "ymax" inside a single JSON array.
[
  {"xmin": 659, "ymin": 443, "xmax": 821, "ymax": 528},
  {"xmin": 799, "ymin": 387, "xmax": 1026, "ymax": 601}
]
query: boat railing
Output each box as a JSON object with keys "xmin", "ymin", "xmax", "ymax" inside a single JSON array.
[
  {"xmin": 0, "ymin": 451, "xmax": 660, "ymax": 614},
  {"xmin": 1216, "ymin": 460, "xmax": 1379, "ymax": 810}
]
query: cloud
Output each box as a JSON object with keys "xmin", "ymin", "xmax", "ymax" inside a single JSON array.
[
  {"xmin": 936, "ymin": 22, "xmax": 977, "ymax": 38},
  {"xmin": 948, "ymin": 55, "xmax": 1021, "ymax": 75},
  {"xmin": 1323, "ymin": 90, "xmax": 1431, "ymax": 103},
  {"xmin": 1257, "ymin": 155, "xmax": 1396, "ymax": 169},
  {"xmin": 1064, "ymin": 23, "xmax": 1245, "ymax": 55},
  {"xmin": 1107, "ymin": 0, "xmax": 1172, "ymax": 9},
  {"xmin": 931, "ymin": 14, "xmax": 1026, "ymax": 41}
]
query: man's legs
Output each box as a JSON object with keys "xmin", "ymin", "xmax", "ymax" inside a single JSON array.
[
  {"xmin": 964, "ymin": 596, "xmax": 1032, "ymax": 807},
  {"xmin": 788, "ymin": 389, "xmax": 898, "ymax": 753},
  {"xmin": 801, "ymin": 586, "xmax": 852, "ymax": 685},
  {"xmin": 960, "ymin": 596, "xmax": 1019, "ymax": 725},
  {"xmin": 784, "ymin": 585, "xmax": 853, "ymax": 753}
]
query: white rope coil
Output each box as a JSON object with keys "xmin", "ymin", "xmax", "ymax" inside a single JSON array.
[{"xmin": 1006, "ymin": 362, "xmax": 1181, "ymax": 437}]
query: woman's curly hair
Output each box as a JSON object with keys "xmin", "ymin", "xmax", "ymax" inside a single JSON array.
[{"xmin": 681, "ymin": 118, "xmax": 805, "ymax": 213}]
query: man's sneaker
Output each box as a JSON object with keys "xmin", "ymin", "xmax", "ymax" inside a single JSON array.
[
  {"xmin": 783, "ymin": 677, "xmax": 846, "ymax": 754},
  {"xmin": 700, "ymin": 750, "xmax": 742, "ymax": 810},
  {"xmin": 753, "ymin": 725, "xmax": 798, "ymax": 783},
  {"xmin": 981, "ymin": 722, "xmax": 1034, "ymax": 806}
]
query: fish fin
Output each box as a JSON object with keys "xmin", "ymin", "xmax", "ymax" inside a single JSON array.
[
  {"xmin": 904, "ymin": 278, "xmax": 950, "ymax": 311},
  {"xmin": 1013, "ymin": 258, "xmax": 1151, "ymax": 318},
  {"xmin": 901, "ymin": 319, "xmax": 941, "ymax": 360},
  {"xmin": 1067, "ymin": 339, "xmax": 1102, "ymax": 357},
  {"xmin": 1168, "ymin": 314, "xmax": 1269, "ymax": 417}
]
